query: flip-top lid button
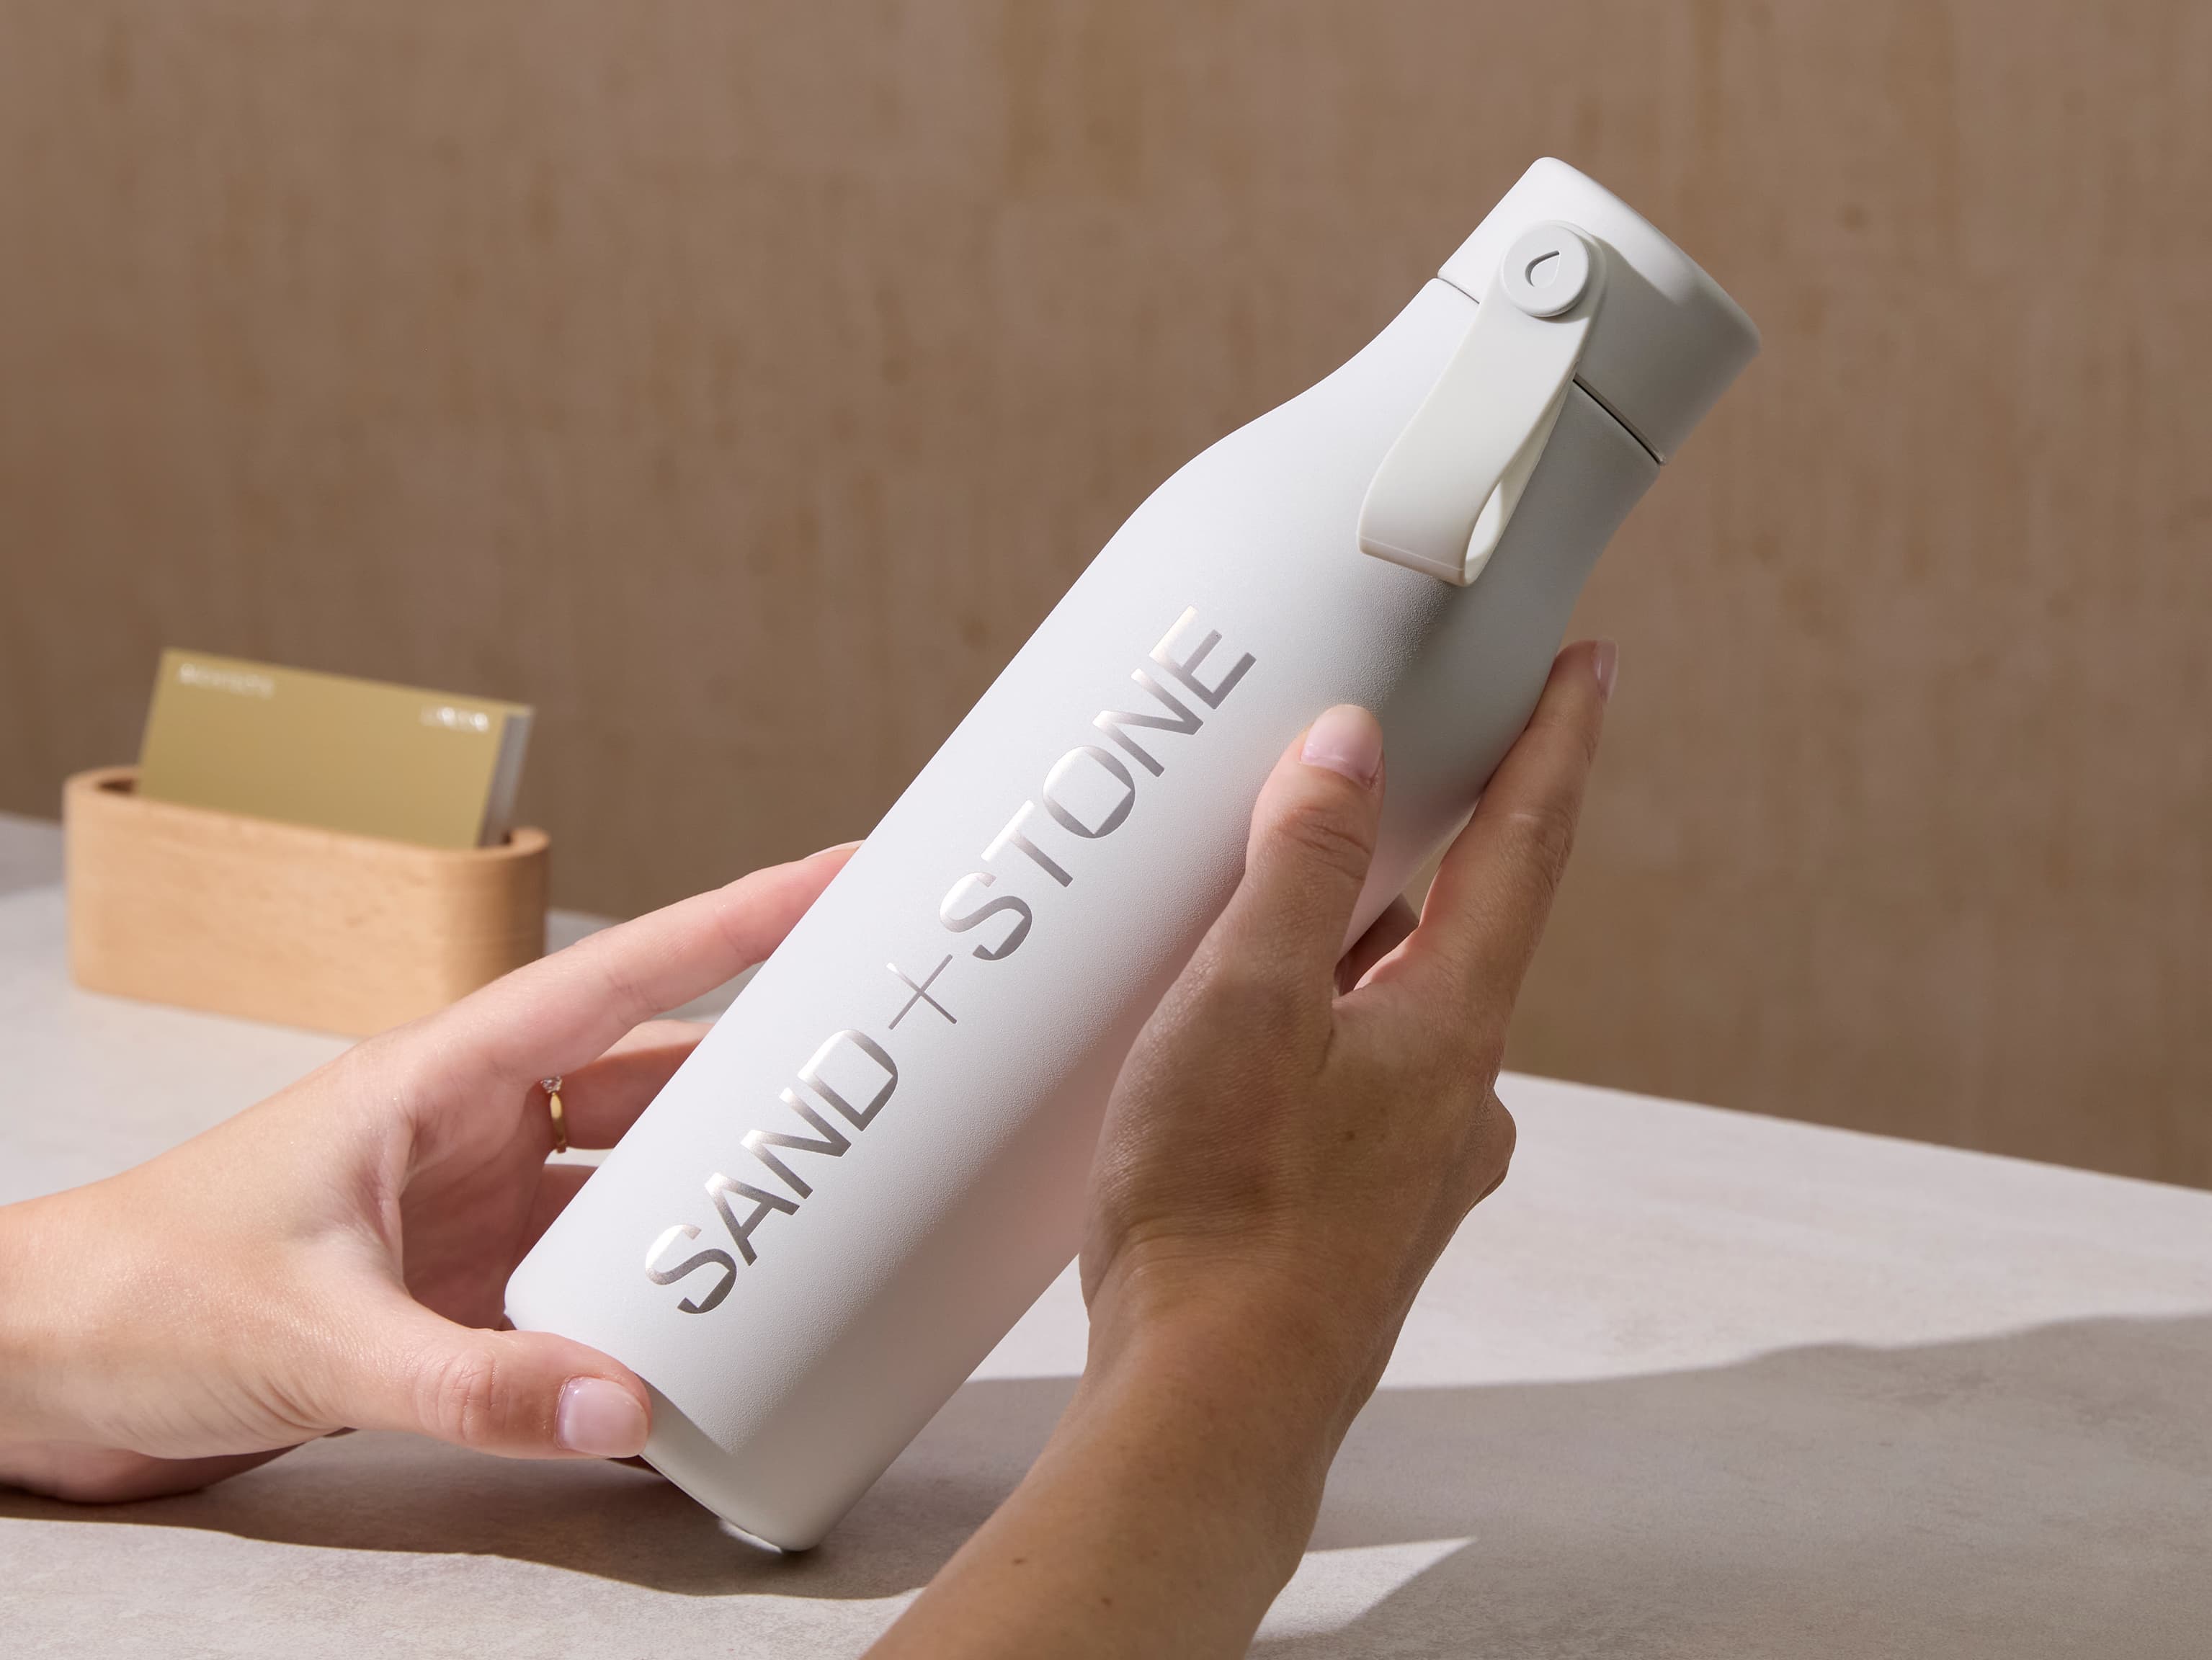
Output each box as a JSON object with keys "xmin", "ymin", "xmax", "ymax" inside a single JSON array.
[{"xmin": 1502, "ymin": 224, "xmax": 1595, "ymax": 317}]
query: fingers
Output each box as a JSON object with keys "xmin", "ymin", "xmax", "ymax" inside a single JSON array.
[
  {"xmin": 1395, "ymin": 641, "xmax": 1612, "ymax": 1024},
  {"xmin": 1337, "ymin": 895, "xmax": 1418, "ymax": 996},
  {"xmin": 551, "ymin": 1019, "xmax": 709, "ymax": 1148},
  {"xmin": 523, "ymin": 1162, "xmax": 595, "ymax": 1254},
  {"xmin": 516, "ymin": 1021, "xmax": 708, "ymax": 1253},
  {"xmin": 431, "ymin": 842, "xmax": 858, "ymax": 1094},
  {"xmin": 351, "ymin": 1299, "xmax": 651, "ymax": 1461},
  {"xmin": 1203, "ymin": 706, "xmax": 1386, "ymax": 1006}
]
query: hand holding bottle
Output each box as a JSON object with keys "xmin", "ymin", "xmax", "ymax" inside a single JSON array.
[
  {"xmin": 0, "ymin": 845, "xmax": 854, "ymax": 1502},
  {"xmin": 875, "ymin": 639, "xmax": 1614, "ymax": 1658}
]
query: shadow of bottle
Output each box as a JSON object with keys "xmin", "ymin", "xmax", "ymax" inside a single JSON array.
[{"xmin": 5, "ymin": 1313, "xmax": 2206, "ymax": 1657}]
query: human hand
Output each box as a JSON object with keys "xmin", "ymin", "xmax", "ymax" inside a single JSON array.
[
  {"xmin": 874, "ymin": 642, "xmax": 1610, "ymax": 1659},
  {"xmin": 0, "ymin": 844, "xmax": 853, "ymax": 1503},
  {"xmin": 1082, "ymin": 643, "xmax": 1613, "ymax": 1435}
]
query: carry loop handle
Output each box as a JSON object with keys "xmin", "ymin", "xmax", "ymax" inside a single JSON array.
[{"xmin": 1357, "ymin": 221, "xmax": 1606, "ymax": 586}]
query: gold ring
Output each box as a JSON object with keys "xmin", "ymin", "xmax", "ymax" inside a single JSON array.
[{"xmin": 542, "ymin": 1076, "xmax": 568, "ymax": 1155}]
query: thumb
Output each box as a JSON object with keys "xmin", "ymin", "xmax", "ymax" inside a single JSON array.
[
  {"xmin": 1208, "ymin": 705, "xmax": 1386, "ymax": 1001},
  {"xmin": 350, "ymin": 1302, "xmax": 652, "ymax": 1460}
]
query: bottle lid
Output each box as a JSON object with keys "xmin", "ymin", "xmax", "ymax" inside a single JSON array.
[{"xmin": 1438, "ymin": 159, "xmax": 1760, "ymax": 463}]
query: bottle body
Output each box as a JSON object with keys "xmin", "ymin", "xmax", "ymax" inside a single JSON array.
[{"xmin": 507, "ymin": 273, "xmax": 1661, "ymax": 1548}]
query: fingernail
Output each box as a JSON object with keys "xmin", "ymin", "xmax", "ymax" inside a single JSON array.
[
  {"xmin": 1592, "ymin": 641, "xmax": 1619, "ymax": 703},
  {"xmin": 557, "ymin": 1377, "xmax": 648, "ymax": 1458},
  {"xmin": 1301, "ymin": 705, "xmax": 1383, "ymax": 787}
]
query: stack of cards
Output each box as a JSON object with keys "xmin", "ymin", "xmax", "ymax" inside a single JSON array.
[{"xmin": 136, "ymin": 650, "xmax": 534, "ymax": 849}]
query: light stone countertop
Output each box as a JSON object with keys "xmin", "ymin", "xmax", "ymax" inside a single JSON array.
[{"xmin": 1, "ymin": 810, "xmax": 2208, "ymax": 1658}]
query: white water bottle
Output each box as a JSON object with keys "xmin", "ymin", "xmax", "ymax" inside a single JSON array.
[{"xmin": 507, "ymin": 159, "xmax": 1758, "ymax": 1548}]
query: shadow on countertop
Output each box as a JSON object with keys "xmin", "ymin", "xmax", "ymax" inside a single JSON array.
[{"xmin": 5, "ymin": 1314, "xmax": 2208, "ymax": 1656}]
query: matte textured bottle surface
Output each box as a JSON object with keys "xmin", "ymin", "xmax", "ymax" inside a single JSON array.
[{"xmin": 507, "ymin": 160, "xmax": 1757, "ymax": 1548}]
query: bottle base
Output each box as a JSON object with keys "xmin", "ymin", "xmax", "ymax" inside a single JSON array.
[{"xmin": 641, "ymin": 1385, "xmax": 824, "ymax": 1552}]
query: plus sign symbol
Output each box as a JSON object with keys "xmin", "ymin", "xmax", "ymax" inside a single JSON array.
[{"xmin": 886, "ymin": 955, "xmax": 958, "ymax": 1029}]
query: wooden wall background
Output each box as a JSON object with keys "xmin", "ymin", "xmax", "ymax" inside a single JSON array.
[{"xmin": 2, "ymin": 3, "xmax": 2206, "ymax": 1187}]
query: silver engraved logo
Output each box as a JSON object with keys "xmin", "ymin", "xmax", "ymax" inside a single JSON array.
[{"xmin": 643, "ymin": 606, "xmax": 1255, "ymax": 1312}]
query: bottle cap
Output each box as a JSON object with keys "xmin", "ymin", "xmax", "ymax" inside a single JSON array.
[{"xmin": 1438, "ymin": 159, "xmax": 1760, "ymax": 463}]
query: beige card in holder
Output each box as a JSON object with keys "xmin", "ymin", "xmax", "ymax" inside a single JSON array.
[{"xmin": 136, "ymin": 649, "xmax": 533, "ymax": 849}]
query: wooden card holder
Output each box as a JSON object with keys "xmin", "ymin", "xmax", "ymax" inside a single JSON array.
[{"xmin": 65, "ymin": 767, "xmax": 548, "ymax": 1036}]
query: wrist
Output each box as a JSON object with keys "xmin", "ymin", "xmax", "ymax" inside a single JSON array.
[
  {"xmin": 1086, "ymin": 1244, "xmax": 1378, "ymax": 1443},
  {"xmin": 1071, "ymin": 1255, "xmax": 1368, "ymax": 1554},
  {"xmin": 875, "ymin": 1280, "xmax": 1344, "ymax": 1659},
  {"xmin": 0, "ymin": 1193, "xmax": 80, "ymax": 1443}
]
